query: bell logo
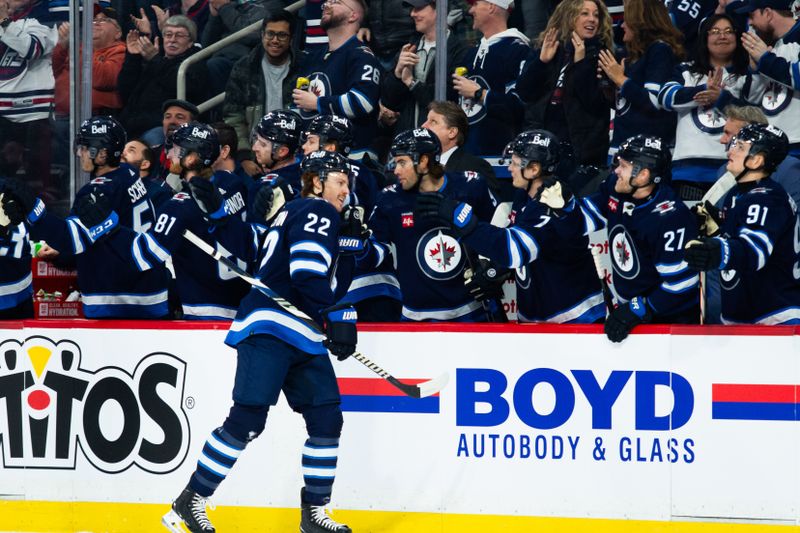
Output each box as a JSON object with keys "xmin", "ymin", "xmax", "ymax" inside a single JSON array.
[
  {"xmin": 531, "ymin": 135, "xmax": 551, "ymax": 147},
  {"xmin": 191, "ymin": 127, "xmax": 210, "ymax": 139},
  {"xmin": 0, "ymin": 336, "xmax": 190, "ymax": 473},
  {"xmin": 412, "ymin": 129, "xmax": 430, "ymax": 138},
  {"xmin": 277, "ymin": 119, "xmax": 296, "ymax": 130},
  {"xmin": 91, "ymin": 124, "xmax": 108, "ymax": 134},
  {"xmin": 644, "ymin": 137, "xmax": 662, "ymax": 150}
]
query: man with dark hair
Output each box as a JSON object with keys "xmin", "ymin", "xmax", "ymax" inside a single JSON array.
[
  {"xmin": 211, "ymin": 121, "xmax": 251, "ymax": 182},
  {"xmin": 293, "ymin": 0, "xmax": 382, "ymax": 161},
  {"xmin": 224, "ymin": 10, "xmax": 304, "ymax": 162},
  {"xmin": 151, "ymin": 98, "xmax": 200, "ymax": 182},
  {"xmin": 421, "ymin": 100, "xmax": 502, "ymax": 199}
]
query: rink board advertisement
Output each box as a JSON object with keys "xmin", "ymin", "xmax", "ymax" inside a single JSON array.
[{"xmin": 0, "ymin": 322, "xmax": 799, "ymax": 532}]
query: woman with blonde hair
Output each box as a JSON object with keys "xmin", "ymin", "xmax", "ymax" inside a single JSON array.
[
  {"xmin": 517, "ymin": 0, "xmax": 614, "ymax": 182},
  {"xmin": 598, "ymin": 0, "xmax": 684, "ymax": 156}
]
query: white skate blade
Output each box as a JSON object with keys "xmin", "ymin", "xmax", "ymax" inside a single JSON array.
[{"xmin": 162, "ymin": 509, "xmax": 187, "ymax": 533}]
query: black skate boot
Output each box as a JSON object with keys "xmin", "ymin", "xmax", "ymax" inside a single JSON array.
[
  {"xmin": 300, "ymin": 489, "xmax": 352, "ymax": 533},
  {"xmin": 162, "ymin": 486, "xmax": 216, "ymax": 533}
]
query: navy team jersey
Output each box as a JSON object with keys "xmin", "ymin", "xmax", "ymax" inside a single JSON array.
[
  {"xmin": 298, "ymin": 36, "xmax": 381, "ymax": 159},
  {"xmin": 715, "ymin": 179, "xmax": 800, "ymax": 324},
  {"xmin": 459, "ymin": 31, "xmax": 530, "ymax": 157},
  {"xmin": 368, "ymin": 171, "xmax": 497, "ymax": 321},
  {"xmin": 464, "ymin": 190, "xmax": 605, "ymax": 323},
  {"xmin": 0, "ymin": 222, "xmax": 32, "ymax": 311},
  {"xmin": 211, "ymin": 198, "xmax": 342, "ymax": 354},
  {"xmin": 101, "ymin": 170, "xmax": 251, "ymax": 320},
  {"xmin": 30, "ymin": 166, "xmax": 169, "ymax": 319},
  {"xmin": 582, "ymin": 176, "xmax": 700, "ymax": 319}
]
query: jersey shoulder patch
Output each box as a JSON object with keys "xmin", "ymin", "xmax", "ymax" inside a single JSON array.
[{"xmin": 652, "ymin": 200, "xmax": 677, "ymax": 215}]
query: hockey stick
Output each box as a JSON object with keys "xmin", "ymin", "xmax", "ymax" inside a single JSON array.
[
  {"xmin": 182, "ymin": 229, "xmax": 448, "ymax": 398},
  {"xmin": 590, "ymin": 244, "xmax": 616, "ymax": 315}
]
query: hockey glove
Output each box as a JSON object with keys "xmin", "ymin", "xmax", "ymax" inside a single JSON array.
[
  {"xmin": 338, "ymin": 206, "xmax": 371, "ymax": 255},
  {"xmin": 189, "ymin": 178, "xmax": 227, "ymax": 222},
  {"xmin": 685, "ymin": 238, "xmax": 728, "ymax": 271},
  {"xmin": 1, "ymin": 179, "xmax": 45, "ymax": 226},
  {"xmin": 537, "ymin": 177, "xmax": 573, "ymax": 211},
  {"xmin": 252, "ymin": 178, "xmax": 294, "ymax": 223},
  {"xmin": 604, "ymin": 296, "xmax": 652, "ymax": 343},
  {"xmin": 464, "ymin": 258, "xmax": 512, "ymax": 302},
  {"xmin": 691, "ymin": 201, "xmax": 722, "ymax": 237},
  {"xmin": 74, "ymin": 191, "xmax": 119, "ymax": 243},
  {"xmin": 414, "ymin": 192, "xmax": 477, "ymax": 237},
  {"xmin": 321, "ymin": 303, "xmax": 358, "ymax": 360}
]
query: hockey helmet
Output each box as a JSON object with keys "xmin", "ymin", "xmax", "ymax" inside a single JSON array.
[
  {"xmin": 301, "ymin": 150, "xmax": 352, "ymax": 181},
  {"xmin": 502, "ymin": 129, "xmax": 560, "ymax": 174},
  {"xmin": 168, "ymin": 122, "xmax": 221, "ymax": 167},
  {"xmin": 75, "ymin": 116, "xmax": 127, "ymax": 165},
  {"xmin": 252, "ymin": 110, "xmax": 302, "ymax": 151},
  {"xmin": 730, "ymin": 123, "xmax": 789, "ymax": 173},
  {"xmin": 615, "ymin": 135, "xmax": 670, "ymax": 184},
  {"xmin": 303, "ymin": 114, "xmax": 353, "ymax": 154},
  {"xmin": 389, "ymin": 128, "xmax": 441, "ymax": 165}
]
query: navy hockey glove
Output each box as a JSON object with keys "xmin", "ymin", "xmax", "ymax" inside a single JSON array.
[
  {"xmin": 414, "ymin": 192, "xmax": 477, "ymax": 236},
  {"xmin": 321, "ymin": 304, "xmax": 358, "ymax": 360},
  {"xmin": 252, "ymin": 178, "xmax": 294, "ymax": 223},
  {"xmin": 189, "ymin": 178, "xmax": 227, "ymax": 222},
  {"xmin": 1, "ymin": 179, "xmax": 45, "ymax": 226},
  {"xmin": 338, "ymin": 206, "xmax": 371, "ymax": 255},
  {"xmin": 74, "ymin": 191, "xmax": 119, "ymax": 243},
  {"xmin": 464, "ymin": 258, "xmax": 511, "ymax": 302},
  {"xmin": 604, "ymin": 296, "xmax": 652, "ymax": 343},
  {"xmin": 685, "ymin": 238, "xmax": 728, "ymax": 271}
]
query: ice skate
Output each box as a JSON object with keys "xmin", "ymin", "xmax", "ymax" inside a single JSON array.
[
  {"xmin": 300, "ymin": 489, "xmax": 351, "ymax": 533},
  {"xmin": 162, "ymin": 486, "xmax": 216, "ymax": 533}
]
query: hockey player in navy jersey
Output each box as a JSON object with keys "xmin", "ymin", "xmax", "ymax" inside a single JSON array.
[
  {"xmin": 417, "ymin": 129, "xmax": 606, "ymax": 323},
  {"xmin": 85, "ymin": 122, "xmax": 251, "ymax": 320},
  {"xmin": 0, "ymin": 116, "xmax": 169, "ymax": 319},
  {"xmin": 292, "ymin": 0, "xmax": 380, "ymax": 160},
  {"xmin": 301, "ymin": 114, "xmax": 379, "ymax": 214},
  {"xmin": 0, "ymin": 177, "xmax": 33, "ymax": 319},
  {"xmin": 685, "ymin": 123, "xmax": 800, "ymax": 324},
  {"xmin": 581, "ymin": 135, "xmax": 700, "ymax": 342},
  {"xmin": 368, "ymin": 127, "xmax": 497, "ymax": 321},
  {"xmin": 162, "ymin": 150, "xmax": 357, "ymax": 533}
]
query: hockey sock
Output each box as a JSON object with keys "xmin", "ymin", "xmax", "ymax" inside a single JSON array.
[
  {"xmin": 301, "ymin": 436, "xmax": 340, "ymax": 505},
  {"xmin": 189, "ymin": 427, "xmax": 246, "ymax": 497}
]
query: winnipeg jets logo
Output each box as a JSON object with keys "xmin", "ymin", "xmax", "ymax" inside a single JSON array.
[
  {"xmin": 762, "ymin": 82, "xmax": 792, "ymax": 116},
  {"xmin": 415, "ymin": 228, "xmax": 464, "ymax": 280},
  {"xmin": 616, "ymin": 96, "xmax": 630, "ymax": 116},
  {"xmin": 691, "ymin": 106, "xmax": 725, "ymax": 134},
  {"xmin": 515, "ymin": 264, "xmax": 530, "ymax": 289},
  {"xmin": 459, "ymin": 75, "xmax": 489, "ymax": 124},
  {"xmin": 720, "ymin": 268, "xmax": 740, "ymax": 290},
  {"xmin": 299, "ymin": 73, "xmax": 332, "ymax": 120},
  {"xmin": 609, "ymin": 225, "xmax": 640, "ymax": 279}
]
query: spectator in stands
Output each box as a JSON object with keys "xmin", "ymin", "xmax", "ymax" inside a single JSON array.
[
  {"xmin": 293, "ymin": 0, "xmax": 381, "ymax": 161},
  {"xmin": 300, "ymin": 0, "xmax": 328, "ymax": 59},
  {"xmin": 128, "ymin": 2, "xmax": 211, "ymax": 46},
  {"xmin": 517, "ymin": 0, "xmax": 614, "ymax": 185},
  {"xmin": 421, "ymin": 100, "xmax": 502, "ymax": 200},
  {"xmin": 117, "ymin": 14, "xmax": 210, "ymax": 143},
  {"xmin": 451, "ymin": 0, "xmax": 530, "ymax": 166},
  {"xmin": 202, "ymin": 0, "xmax": 284, "ymax": 94},
  {"xmin": 224, "ymin": 10, "xmax": 303, "ymax": 163},
  {"xmin": 597, "ymin": 0, "xmax": 684, "ymax": 156},
  {"xmin": 358, "ymin": 0, "xmax": 416, "ymax": 71},
  {"xmin": 0, "ymin": 0, "xmax": 57, "ymax": 199},
  {"xmin": 147, "ymin": 98, "xmax": 200, "ymax": 182},
  {"xmin": 657, "ymin": 14, "xmax": 764, "ymax": 199},
  {"xmin": 738, "ymin": 0, "xmax": 800, "ymax": 155},
  {"xmin": 382, "ymin": 0, "xmax": 468, "ymax": 132}
]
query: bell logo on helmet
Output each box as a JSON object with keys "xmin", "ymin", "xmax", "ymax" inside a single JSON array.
[
  {"xmin": 91, "ymin": 124, "xmax": 108, "ymax": 134},
  {"xmin": 412, "ymin": 129, "xmax": 431, "ymax": 138},
  {"xmin": 191, "ymin": 127, "xmax": 210, "ymax": 139},
  {"xmin": 765, "ymin": 124, "xmax": 784, "ymax": 137},
  {"xmin": 644, "ymin": 138, "xmax": 662, "ymax": 150},
  {"xmin": 332, "ymin": 116, "xmax": 348, "ymax": 127},
  {"xmin": 531, "ymin": 135, "xmax": 551, "ymax": 147},
  {"xmin": 277, "ymin": 119, "xmax": 297, "ymax": 130}
]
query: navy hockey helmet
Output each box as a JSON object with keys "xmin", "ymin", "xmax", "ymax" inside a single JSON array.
[
  {"xmin": 730, "ymin": 123, "xmax": 789, "ymax": 173},
  {"xmin": 168, "ymin": 122, "xmax": 220, "ymax": 167},
  {"xmin": 502, "ymin": 129, "xmax": 560, "ymax": 174},
  {"xmin": 616, "ymin": 135, "xmax": 670, "ymax": 184},
  {"xmin": 75, "ymin": 116, "xmax": 127, "ymax": 165},
  {"xmin": 301, "ymin": 150, "xmax": 352, "ymax": 181},
  {"xmin": 389, "ymin": 128, "xmax": 442, "ymax": 165},
  {"xmin": 304, "ymin": 114, "xmax": 353, "ymax": 154},
  {"xmin": 253, "ymin": 110, "xmax": 302, "ymax": 151}
]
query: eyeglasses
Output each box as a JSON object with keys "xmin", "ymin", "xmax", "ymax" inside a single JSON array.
[
  {"xmin": 708, "ymin": 27, "xmax": 735, "ymax": 36},
  {"xmin": 163, "ymin": 31, "xmax": 191, "ymax": 40},
  {"xmin": 264, "ymin": 30, "xmax": 291, "ymax": 42},
  {"xmin": 324, "ymin": 0, "xmax": 355, "ymax": 12},
  {"xmin": 93, "ymin": 17, "xmax": 119, "ymax": 28}
]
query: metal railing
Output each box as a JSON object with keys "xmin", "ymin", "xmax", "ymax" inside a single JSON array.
[{"xmin": 176, "ymin": 0, "xmax": 306, "ymax": 113}]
